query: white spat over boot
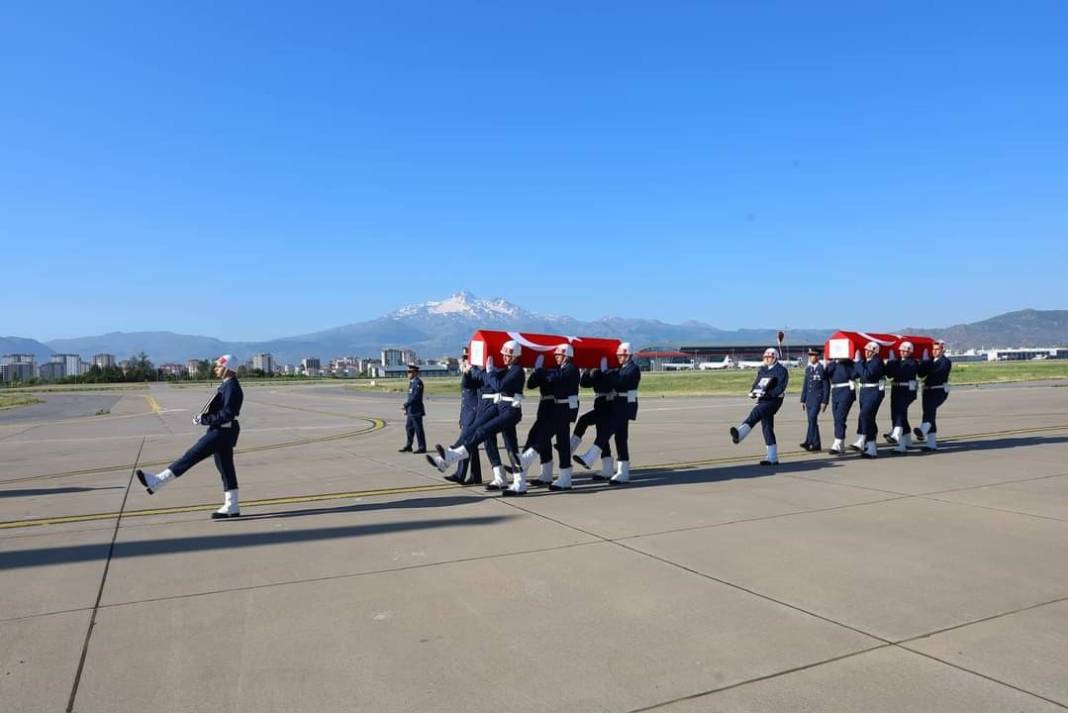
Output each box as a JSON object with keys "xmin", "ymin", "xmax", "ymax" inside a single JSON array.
[
  {"xmin": 549, "ymin": 467, "xmax": 573, "ymax": 491},
  {"xmin": 608, "ymin": 460, "xmax": 630, "ymax": 485},
  {"xmin": 136, "ymin": 468, "xmax": 175, "ymax": 495},
  {"xmin": 212, "ymin": 489, "xmax": 240, "ymax": 519}
]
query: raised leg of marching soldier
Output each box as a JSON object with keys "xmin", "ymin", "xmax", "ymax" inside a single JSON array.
[
  {"xmin": 730, "ymin": 348, "xmax": 788, "ymax": 465},
  {"xmin": 574, "ymin": 356, "xmax": 617, "ymax": 481},
  {"xmin": 883, "ymin": 341, "xmax": 920, "ymax": 454},
  {"xmin": 915, "ymin": 339, "xmax": 953, "ymax": 451}
]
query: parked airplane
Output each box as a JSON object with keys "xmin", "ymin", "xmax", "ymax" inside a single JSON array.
[{"xmin": 697, "ymin": 356, "xmax": 735, "ymax": 370}]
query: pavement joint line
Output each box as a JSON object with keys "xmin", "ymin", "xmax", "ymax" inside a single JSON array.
[
  {"xmin": 894, "ymin": 593, "xmax": 1068, "ymax": 647},
  {"xmin": 623, "ymin": 644, "xmax": 894, "ymax": 713},
  {"xmin": 0, "ymin": 417, "xmax": 386, "ymax": 485},
  {"xmin": 916, "ymin": 470, "xmax": 1068, "ymax": 498},
  {"xmin": 65, "ymin": 437, "xmax": 143, "ymax": 713},
  {"xmin": 915, "ymin": 495, "xmax": 1068, "ymax": 525},
  {"xmin": 895, "ymin": 645, "xmax": 1068, "ymax": 709},
  {"xmin": 3, "ymin": 421, "xmax": 1066, "ymax": 529}
]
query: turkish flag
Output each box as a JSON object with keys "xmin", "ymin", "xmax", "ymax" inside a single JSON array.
[{"xmin": 468, "ymin": 330, "xmax": 622, "ymax": 370}]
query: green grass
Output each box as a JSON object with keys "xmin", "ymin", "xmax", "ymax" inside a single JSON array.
[
  {"xmin": 0, "ymin": 393, "xmax": 42, "ymax": 410},
  {"xmin": 0, "ymin": 382, "xmax": 148, "ymax": 393},
  {"xmin": 345, "ymin": 360, "xmax": 1068, "ymax": 398}
]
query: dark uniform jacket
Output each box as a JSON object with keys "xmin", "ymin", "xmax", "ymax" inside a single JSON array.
[
  {"xmin": 919, "ymin": 355, "xmax": 953, "ymax": 386},
  {"xmin": 800, "ymin": 362, "xmax": 830, "ymax": 406},
  {"xmin": 607, "ymin": 360, "xmax": 642, "ymax": 421},
  {"xmin": 751, "ymin": 362, "xmax": 789, "ymax": 401},
  {"xmin": 460, "ymin": 368, "xmax": 481, "ymax": 424},
  {"xmin": 855, "ymin": 355, "xmax": 886, "ymax": 384},
  {"xmin": 885, "ymin": 358, "xmax": 920, "ymax": 388},
  {"xmin": 825, "ymin": 359, "xmax": 855, "ymax": 387},
  {"xmin": 482, "ymin": 363, "xmax": 526, "ymax": 414},
  {"xmin": 200, "ymin": 377, "xmax": 243, "ymax": 427},
  {"xmin": 403, "ymin": 376, "xmax": 425, "ymax": 416}
]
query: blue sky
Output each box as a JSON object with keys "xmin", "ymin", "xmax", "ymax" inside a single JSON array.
[{"xmin": 2, "ymin": 1, "xmax": 1065, "ymax": 341}]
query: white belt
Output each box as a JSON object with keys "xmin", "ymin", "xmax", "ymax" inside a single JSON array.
[
  {"xmin": 595, "ymin": 391, "xmax": 614, "ymax": 401},
  {"xmin": 926, "ymin": 383, "xmax": 951, "ymax": 392},
  {"xmin": 540, "ymin": 395, "xmax": 555, "ymax": 402},
  {"xmin": 892, "ymin": 380, "xmax": 918, "ymax": 391},
  {"xmin": 617, "ymin": 389, "xmax": 639, "ymax": 403},
  {"xmin": 860, "ymin": 380, "xmax": 886, "ymax": 391},
  {"xmin": 482, "ymin": 394, "xmax": 524, "ymax": 407},
  {"xmin": 831, "ymin": 382, "xmax": 854, "ymax": 391},
  {"xmin": 554, "ymin": 398, "xmax": 574, "ymax": 406},
  {"xmin": 218, "ymin": 421, "xmax": 234, "ymax": 428}
]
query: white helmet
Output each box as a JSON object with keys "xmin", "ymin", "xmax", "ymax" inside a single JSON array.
[
  {"xmin": 617, "ymin": 342, "xmax": 632, "ymax": 355},
  {"xmin": 216, "ymin": 354, "xmax": 238, "ymax": 373},
  {"xmin": 899, "ymin": 341, "xmax": 914, "ymax": 354},
  {"xmin": 763, "ymin": 348, "xmax": 777, "ymax": 358},
  {"xmin": 864, "ymin": 341, "xmax": 880, "ymax": 353},
  {"xmin": 501, "ymin": 340, "xmax": 521, "ymax": 357},
  {"xmin": 554, "ymin": 343, "xmax": 574, "ymax": 358}
]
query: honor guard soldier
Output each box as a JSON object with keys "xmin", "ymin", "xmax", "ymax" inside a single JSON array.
[
  {"xmin": 825, "ymin": 357, "xmax": 857, "ymax": 455},
  {"xmin": 428, "ymin": 340, "xmax": 526, "ymax": 494},
  {"xmin": 572, "ymin": 358, "xmax": 616, "ymax": 481},
  {"xmin": 915, "ymin": 340, "xmax": 953, "ymax": 451},
  {"xmin": 399, "ymin": 364, "xmax": 426, "ymax": 453},
  {"xmin": 515, "ymin": 352, "xmax": 557, "ymax": 487},
  {"xmin": 730, "ymin": 348, "xmax": 789, "ymax": 465},
  {"xmin": 884, "ymin": 341, "xmax": 919, "ymax": 453},
  {"xmin": 799, "ymin": 348, "xmax": 829, "ymax": 452},
  {"xmin": 851, "ymin": 341, "xmax": 886, "ymax": 459},
  {"xmin": 515, "ymin": 344, "xmax": 581, "ymax": 490},
  {"xmin": 603, "ymin": 342, "xmax": 641, "ymax": 485},
  {"xmin": 446, "ymin": 348, "xmax": 481, "ymax": 484},
  {"xmin": 137, "ymin": 354, "xmax": 244, "ymax": 519}
]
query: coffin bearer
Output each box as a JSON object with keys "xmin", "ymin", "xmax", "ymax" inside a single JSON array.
[
  {"xmin": 730, "ymin": 348, "xmax": 789, "ymax": 465},
  {"xmin": 825, "ymin": 358, "xmax": 856, "ymax": 455},
  {"xmin": 884, "ymin": 341, "xmax": 919, "ymax": 453},
  {"xmin": 427, "ymin": 341, "xmax": 525, "ymax": 494},
  {"xmin": 572, "ymin": 359, "xmax": 616, "ymax": 481},
  {"xmin": 851, "ymin": 342, "xmax": 886, "ymax": 459},
  {"xmin": 915, "ymin": 340, "xmax": 953, "ymax": 451},
  {"xmin": 515, "ymin": 353, "xmax": 556, "ymax": 487},
  {"xmin": 799, "ymin": 348, "xmax": 829, "ymax": 452},
  {"xmin": 399, "ymin": 364, "xmax": 426, "ymax": 453},
  {"xmin": 446, "ymin": 347, "xmax": 481, "ymax": 484},
  {"xmin": 515, "ymin": 344, "xmax": 581, "ymax": 490},
  {"xmin": 604, "ymin": 342, "xmax": 641, "ymax": 485},
  {"xmin": 136, "ymin": 354, "xmax": 244, "ymax": 519}
]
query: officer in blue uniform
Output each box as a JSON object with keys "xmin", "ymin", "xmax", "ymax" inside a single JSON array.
[
  {"xmin": 884, "ymin": 341, "xmax": 919, "ymax": 453},
  {"xmin": 136, "ymin": 354, "xmax": 244, "ymax": 519},
  {"xmin": 515, "ymin": 352, "xmax": 557, "ymax": 487},
  {"xmin": 730, "ymin": 348, "xmax": 789, "ymax": 465},
  {"xmin": 428, "ymin": 340, "xmax": 525, "ymax": 494},
  {"xmin": 515, "ymin": 344, "xmax": 581, "ymax": 490},
  {"xmin": 851, "ymin": 341, "xmax": 886, "ymax": 459},
  {"xmin": 571, "ymin": 361, "xmax": 616, "ymax": 480},
  {"xmin": 824, "ymin": 357, "xmax": 856, "ymax": 455},
  {"xmin": 399, "ymin": 364, "xmax": 426, "ymax": 453},
  {"xmin": 799, "ymin": 348, "xmax": 829, "ymax": 452},
  {"xmin": 915, "ymin": 339, "xmax": 953, "ymax": 451},
  {"xmin": 446, "ymin": 347, "xmax": 482, "ymax": 484},
  {"xmin": 603, "ymin": 342, "xmax": 641, "ymax": 485}
]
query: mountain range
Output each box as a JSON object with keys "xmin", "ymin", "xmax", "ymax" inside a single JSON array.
[{"xmin": 4, "ymin": 294, "xmax": 1067, "ymax": 365}]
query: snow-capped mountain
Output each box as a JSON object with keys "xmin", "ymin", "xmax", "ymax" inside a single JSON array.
[{"xmin": 391, "ymin": 292, "xmax": 529, "ymax": 321}]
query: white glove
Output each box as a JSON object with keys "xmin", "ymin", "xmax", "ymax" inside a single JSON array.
[
  {"xmin": 534, "ymin": 354, "xmax": 545, "ymax": 369},
  {"xmin": 600, "ymin": 356, "xmax": 608, "ymax": 371},
  {"xmin": 486, "ymin": 356, "xmax": 495, "ymax": 370},
  {"xmin": 854, "ymin": 350, "xmax": 862, "ymax": 362},
  {"xmin": 193, "ymin": 414, "xmax": 202, "ymax": 425}
]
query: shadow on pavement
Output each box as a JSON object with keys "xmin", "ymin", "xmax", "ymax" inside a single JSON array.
[{"xmin": 0, "ymin": 486, "xmax": 125, "ymax": 498}]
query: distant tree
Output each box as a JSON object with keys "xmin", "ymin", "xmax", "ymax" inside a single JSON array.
[{"xmin": 125, "ymin": 352, "xmax": 156, "ymax": 382}]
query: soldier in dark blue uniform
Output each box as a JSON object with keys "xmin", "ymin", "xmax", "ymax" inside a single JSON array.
[
  {"xmin": 427, "ymin": 340, "xmax": 525, "ymax": 494},
  {"xmin": 604, "ymin": 342, "xmax": 641, "ymax": 485},
  {"xmin": 515, "ymin": 344, "xmax": 581, "ymax": 490},
  {"xmin": 915, "ymin": 340, "xmax": 953, "ymax": 451},
  {"xmin": 884, "ymin": 341, "xmax": 919, "ymax": 453},
  {"xmin": 572, "ymin": 359, "xmax": 616, "ymax": 480},
  {"xmin": 851, "ymin": 341, "xmax": 886, "ymax": 459},
  {"xmin": 137, "ymin": 354, "xmax": 244, "ymax": 519},
  {"xmin": 730, "ymin": 348, "xmax": 789, "ymax": 465},
  {"xmin": 799, "ymin": 348, "xmax": 829, "ymax": 452},
  {"xmin": 515, "ymin": 352, "xmax": 557, "ymax": 487},
  {"xmin": 446, "ymin": 348, "xmax": 482, "ymax": 484},
  {"xmin": 398, "ymin": 364, "xmax": 426, "ymax": 453},
  {"xmin": 825, "ymin": 357, "xmax": 856, "ymax": 455}
]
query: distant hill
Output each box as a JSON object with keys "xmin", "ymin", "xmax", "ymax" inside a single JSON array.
[
  {"xmin": 0, "ymin": 336, "xmax": 53, "ymax": 363},
  {"xmin": 14, "ymin": 297, "xmax": 1067, "ymax": 364},
  {"xmin": 902, "ymin": 309, "xmax": 1068, "ymax": 350}
]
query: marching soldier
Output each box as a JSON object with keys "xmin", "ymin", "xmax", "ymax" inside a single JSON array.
[
  {"xmin": 851, "ymin": 341, "xmax": 886, "ymax": 459},
  {"xmin": 446, "ymin": 348, "xmax": 481, "ymax": 484},
  {"xmin": 398, "ymin": 364, "xmax": 426, "ymax": 453},
  {"xmin": 136, "ymin": 354, "xmax": 244, "ymax": 519},
  {"xmin": 427, "ymin": 341, "xmax": 526, "ymax": 494},
  {"xmin": 572, "ymin": 358, "xmax": 616, "ymax": 481},
  {"xmin": 603, "ymin": 342, "xmax": 641, "ymax": 485},
  {"xmin": 515, "ymin": 344, "xmax": 580, "ymax": 490},
  {"xmin": 730, "ymin": 348, "xmax": 789, "ymax": 465},
  {"xmin": 884, "ymin": 341, "xmax": 919, "ymax": 453},
  {"xmin": 915, "ymin": 339, "xmax": 953, "ymax": 451},
  {"xmin": 515, "ymin": 353, "xmax": 557, "ymax": 487},
  {"xmin": 799, "ymin": 348, "xmax": 829, "ymax": 452},
  {"xmin": 825, "ymin": 357, "xmax": 856, "ymax": 455}
]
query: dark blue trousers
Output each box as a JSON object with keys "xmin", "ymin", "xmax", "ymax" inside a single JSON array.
[
  {"xmin": 523, "ymin": 400, "xmax": 555, "ymax": 463},
  {"xmin": 889, "ymin": 387, "xmax": 917, "ymax": 432},
  {"xmin": 804, "ymin": 401, "xmax": 823, "ymax": 449},
  {"xmin": 576, "ymin": 402, "xmax": 613, "ymax": 458},
  {"xmin": 169, "ymin": 424, "xmax": 240, "ymax": 491},
  {"xmin": 404, "ymin": 413, "xmax": 426, "ymax": 450},
  {"xmin": 921, "ymin": 389, "xmax": 949, "ymax": 433},
  {"xmin": 455, "ymin": 407, "xmax": 522, "ymax": 468},
  {"xmin": 857, "ymin": 390, "xmax": 885, "ymax": 440},
  {"xmin": 454, "ymin": 410, "xmax": 482, "ymax": 483},
  {"xmin": 744, "ymin": 398, "xmax": 783, "ymax": 446},
  {"xmin": 831, "ymin": 389, "xmax": 855, "ymax": 440}
]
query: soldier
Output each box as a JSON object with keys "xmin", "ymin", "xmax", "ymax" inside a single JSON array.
[
  {"xmin": 445, "ymin": 348, "xmax": 481, "ymax": 484},
  {"xmin": 603, "ymin": 342, "xmax": 641, "ymax": 485},
  {"xmin": 398, "ymin": 363, "xmax": 426, "ymax": 453},
  {"xmin": 799, "ymin": 348, "xmax": 829, "ymax": 452},
  {"xmin": 915, "ymin": 339, "xmax": 953, "ymax": 451},
  {"xmin": 884, "ymin": 341, "xmax": 919, "ymax": 454},
  {"xmin": 427, "ymin": 340, "xmax": 525, "ymax": 494},
  {"xmin": 514, "ymin": 352, "xmax": 557, "ymax": 487},
  {"xmin": 571, "ymin": 358, "xmax": 616, "ymax": 481},
  {"xmin": 850, "ymin": 341, "xmax": 886, "ymax": 459},
  {"xmin": 825, "ymin": 357, "xmax": 856, "ymax": 455},
  {"xmin": 515, "ymin": 344, "xmax": 581, "ymax": 490},
  {"xmin": 136, "ymin": 354, "xmax": 244, "ymax": 519},
  {"xmin": 730, "ymin": 348, "xmax": 789, "ymax": 465}
]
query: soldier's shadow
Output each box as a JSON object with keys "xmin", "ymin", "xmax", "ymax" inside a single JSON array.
[{"xmin": 925, "ymin": 435, "xmax": 1068, "ymax": 453}]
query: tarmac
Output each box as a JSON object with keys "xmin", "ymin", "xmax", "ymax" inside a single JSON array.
[{"xmin": 1, "ymin": 381, "xmax": 1067, "ymax": 712}]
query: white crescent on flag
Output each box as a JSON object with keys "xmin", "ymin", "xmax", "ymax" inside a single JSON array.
[
  {"xmin": 506, "ymin": 332, "xmax": 581, "ymax": 352},
  {"xmin": 857, "ymin": 332, "xmax": 900, "ymax": 346}
]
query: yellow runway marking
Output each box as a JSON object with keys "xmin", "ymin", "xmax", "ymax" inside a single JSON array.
[
  {"xmin": 1, "ymin": 422, "xmax": 1066, "ymax": 531},
  {"xmin": 144, "ymin": 394, "xmax": 162, "ymax": 414}
]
